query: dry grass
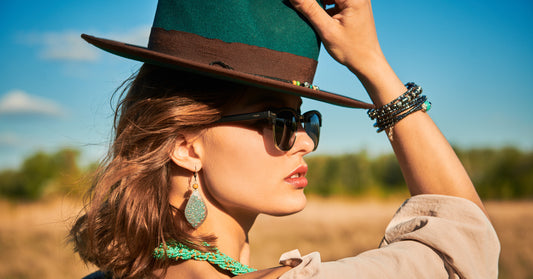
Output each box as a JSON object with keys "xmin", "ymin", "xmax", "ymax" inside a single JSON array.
[
  {"xmin": 0, "ymin": 197, "xmax": 531, "ymax": 278},
  {"xmin": 0, "ymin": 199, "xmax": 97, "ymax": 279},
  {"xmin": 484, "ymin": 200, "xmax": 533, "ymax": 279}
]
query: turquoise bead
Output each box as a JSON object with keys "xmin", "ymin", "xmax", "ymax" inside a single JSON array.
[{"xmin": 422, "ymin": 100, "xmax": 432, "ymax": 112}]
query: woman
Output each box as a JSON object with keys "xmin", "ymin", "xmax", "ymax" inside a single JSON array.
[{"xmin": 71, "ymin": 0, "xmax": 499, "ymax": 278}]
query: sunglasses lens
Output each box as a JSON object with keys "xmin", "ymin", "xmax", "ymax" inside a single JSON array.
[
  {"xmin": 273, "ymin": 111, "xmax": 297, "ymax": 151},
  {"xmin": 216, "ymin": 108, "xmax": 321, "ymax": 152},
  {"xmin": 304, "ymin": 111, "xmax": 321, "ymax": 150}
]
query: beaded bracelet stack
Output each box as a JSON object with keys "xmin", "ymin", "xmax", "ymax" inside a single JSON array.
[{"xmin": 368, "ymin": 82, "xmax": 431, "ymax": 135}]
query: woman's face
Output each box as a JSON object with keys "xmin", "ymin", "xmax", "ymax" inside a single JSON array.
[{"xmin": 198, "ymin": 91, "xmax": 315, "ymax": 217}]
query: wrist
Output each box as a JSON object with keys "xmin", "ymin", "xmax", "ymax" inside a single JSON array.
[{"xmin": 345, "ymin": 52, "xmax": 405, "ymax": 106}]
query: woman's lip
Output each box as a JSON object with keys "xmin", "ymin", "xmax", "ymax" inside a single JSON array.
[
  {"xmin": 285, "ymin": 165, "xmax": 308, "ymax": 188},
  {"xmin": 286, "ymin": 165, "xmax": 308, "ymax": 178}
]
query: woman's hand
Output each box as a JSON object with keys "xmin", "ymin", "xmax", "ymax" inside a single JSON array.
[
  {"xmin": 289, "ymin": 0, "xmax": 383, "ymax": 79},
  {"xmin": 290, "ymin": 0, "xmax": 405, "ymax": 106}
]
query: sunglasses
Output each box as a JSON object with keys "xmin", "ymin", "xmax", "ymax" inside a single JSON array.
[{"xmin": 215, "ymin": 108, "xmax": 322, "ymax": 151}]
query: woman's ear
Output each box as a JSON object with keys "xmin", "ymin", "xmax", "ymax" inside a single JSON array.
[{"xmin": 170, "ymin": 134, "xmax": 203, "ymax": 172}]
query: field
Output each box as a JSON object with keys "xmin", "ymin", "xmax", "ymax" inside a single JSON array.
[{"xmin": 0, "ymin": 197, "xmax": 531, "ymax": 279}]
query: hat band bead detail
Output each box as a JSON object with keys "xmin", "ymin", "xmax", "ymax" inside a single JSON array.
[{"xmin": 292, "ymin": 80, "xmax": 320, "ymax": 90}]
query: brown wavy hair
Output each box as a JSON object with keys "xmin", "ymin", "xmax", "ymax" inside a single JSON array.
[{"xmin": 70, "ymin": 64, "xmax": 246, "ymax": 278}]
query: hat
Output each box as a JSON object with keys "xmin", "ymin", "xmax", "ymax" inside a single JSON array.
[{"xmin": 82, "ymin": 0, "xmax": 373, "ymax": 109}]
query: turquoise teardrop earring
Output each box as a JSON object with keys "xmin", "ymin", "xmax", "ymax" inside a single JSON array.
[{"xmin": 184, "ymin": 170, "xmax": 207, "ymax": 228}]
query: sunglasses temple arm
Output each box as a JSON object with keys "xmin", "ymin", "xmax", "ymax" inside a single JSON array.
[{"xmin": 214, "ymin": 111, "xmax": 274, "ymax": 123}]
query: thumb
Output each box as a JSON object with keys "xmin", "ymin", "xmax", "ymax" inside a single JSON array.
[{"xmin": 289, "ymin": 0, "xmax": 332, "ymax": 33}]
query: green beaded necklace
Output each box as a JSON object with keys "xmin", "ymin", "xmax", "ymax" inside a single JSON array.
[{"xmin": 153, "ymin": 241, "xmax": 257, "ymax": 276}]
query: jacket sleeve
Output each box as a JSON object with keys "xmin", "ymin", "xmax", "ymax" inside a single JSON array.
[{"xmin": 279, "ymin": 194, "xmax": 500, "ymax": 279}]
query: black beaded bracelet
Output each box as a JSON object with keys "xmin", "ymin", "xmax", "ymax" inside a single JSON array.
[
  {"xmin": 368, "ymin": 83, "xmax": 431, "ymax": 136},
  {"xmin": 375, "ymin": 95, "xmax": 429, "ymax": 132},
  {"xmin": 373, "ymin": 95, "xmax": 425, "ymax": 126},
  {"xmin": 367, "ymin": 82, "xmax": 422, "ymax": 120}
]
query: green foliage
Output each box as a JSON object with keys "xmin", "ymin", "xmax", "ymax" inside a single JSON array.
[
  {"xmin": 306, "ymin": 151, "xmax": 407, "ymax": 197},
  {"xmin": 456, "ymin": 147, "xmax": 533, "ymax": 199},
  {"xmin": 0, "ymin": 148, "xmax": 89, "ymax": 201},
  {"xmin": 307, "ymin": 153, "xmax": 372, "ymax": 196},
  {"xmin": 306, "ymin": 147, "xmax": 533, "ymax": 200}
]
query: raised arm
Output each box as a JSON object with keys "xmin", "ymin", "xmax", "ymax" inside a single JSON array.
[{"xmin": 290, "ymin": 0, "xmax": 487, "ymax": 215}]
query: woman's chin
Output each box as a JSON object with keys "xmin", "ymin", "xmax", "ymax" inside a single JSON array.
[{"xmin": 264, "ymin": 194, "xmax": 307, "ymax": 216}]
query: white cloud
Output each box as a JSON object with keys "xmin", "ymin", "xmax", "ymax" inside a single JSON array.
[
  {"xmin": 0, "ymin": 90, "xmax": 66, "ymax": 116},
  {"xmin": 40, "ymin": 31, "xmax": 100, "ymax": 61},
  {"xmin": 22, "ymin": 26, "xmax": 151, "ymax": 62}
]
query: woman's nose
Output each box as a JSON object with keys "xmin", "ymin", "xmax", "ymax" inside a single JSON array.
[{"xmin": 290, "ymin": 126, "xmax": 315, "ymax": 155}]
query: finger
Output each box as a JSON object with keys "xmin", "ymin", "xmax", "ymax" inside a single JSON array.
[{"xmin": 289, "ymin": 0, "xmax": 333, "ymax": 32}]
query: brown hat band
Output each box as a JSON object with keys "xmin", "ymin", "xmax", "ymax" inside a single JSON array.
[{"xmin": 148, "ymin": 27, "xmax": 318, "ymax": 83}]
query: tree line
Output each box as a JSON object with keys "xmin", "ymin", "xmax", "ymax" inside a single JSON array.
[
  {"xmin": 1, "ymin": 146, "xmax": 532, "ymax": 201},
  {"xmin": 0, "ymin": 148, "xmax": 95, "ymax": 201},
  {"xmin": 306, "ymin": 147, "xmax": 533, "ymax": 199}
]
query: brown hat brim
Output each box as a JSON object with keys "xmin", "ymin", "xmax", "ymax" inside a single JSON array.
[{"xmin": 82, "ymin": 34, "xmax": 374, "ymax": 109}]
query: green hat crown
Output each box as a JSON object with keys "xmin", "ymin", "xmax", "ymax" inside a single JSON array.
[
  {"xmin": 152, "ymin": 0, "xmax": 321, "ymax": 60},
  {"xmin": 146, "ymin": 0, "xmax": 322, "ymax": 83}
]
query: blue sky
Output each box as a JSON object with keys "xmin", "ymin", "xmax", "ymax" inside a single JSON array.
[{"xmin": 0, "ymin": 0, "xmax": 532, "ymax": 169}]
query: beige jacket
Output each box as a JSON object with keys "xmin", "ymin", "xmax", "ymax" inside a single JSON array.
[{"xmin": 278, "ymin": 195, "xmax": 500, "ymax": 278}]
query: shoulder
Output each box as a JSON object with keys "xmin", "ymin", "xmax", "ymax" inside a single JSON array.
[{"xmin": 273, "ymin": 196, "xmax": 499, "ymax": 278}]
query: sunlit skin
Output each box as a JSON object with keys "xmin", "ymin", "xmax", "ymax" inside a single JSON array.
[
  {"xmin": 163, "ymin": 0, "xmax": 488, "ymax": 277},
  {"xmin": 200, "ymin": 94, "xmax": 313, "ymax": 218},
  {"xmin": 166, "ymin": 91, "xmax": 314, "ymax": 278}
]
